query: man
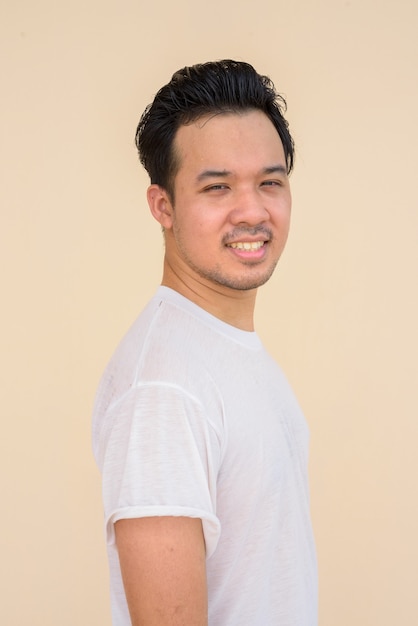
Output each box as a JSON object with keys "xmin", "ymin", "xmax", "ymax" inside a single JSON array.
[{"xmin": 92, "ymin": 60, "xmax": 317, "ymax": 625}]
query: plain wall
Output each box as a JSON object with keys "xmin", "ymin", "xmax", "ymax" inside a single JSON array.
[{"xmin": 1, "ymin": 1, "xmax": 417, "ymax": 624}]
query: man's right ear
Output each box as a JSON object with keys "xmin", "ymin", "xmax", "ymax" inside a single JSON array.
[{"xmin": 147, "ymin": 185, "xmax": 174, "ymax": 229}]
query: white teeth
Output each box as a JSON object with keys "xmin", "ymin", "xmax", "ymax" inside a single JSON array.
[{"xmin": 228, "ymin": 241, "xmax": 264, "ymax": 250}]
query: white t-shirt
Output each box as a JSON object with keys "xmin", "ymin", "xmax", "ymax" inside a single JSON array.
[{"xmin": 92, "ymin": 287, "xmax": 318, "ymax": 625}]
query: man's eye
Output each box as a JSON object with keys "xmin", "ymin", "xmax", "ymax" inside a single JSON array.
[
  {"xmin": 261, "ymin": 180, "xmax": 281, "ymax": 187},
  {"xmin": 205, "ymin": 184, "xmax": 228, "ymax": 191}
]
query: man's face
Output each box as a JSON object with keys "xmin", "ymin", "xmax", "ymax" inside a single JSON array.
[{"xmin": 163, "ymin": 109, "xmax": 292, "ymax": 292}]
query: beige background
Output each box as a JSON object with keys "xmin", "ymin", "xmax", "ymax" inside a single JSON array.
[{"xmin": 1, "ymin": 1, "xmax": 417, "ymax": 624}]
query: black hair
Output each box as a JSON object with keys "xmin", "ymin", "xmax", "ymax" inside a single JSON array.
[{"xmin": 135, "ymin": 60, "xmax": 294, "ymax": 198}]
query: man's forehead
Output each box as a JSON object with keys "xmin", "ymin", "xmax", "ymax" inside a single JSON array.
[
  {"xmin": 173, "ymin": 110, "xmax": 285, "ymax": 172},
  {"xmin": 175, "ymin": 110, "xmax": 281, "ymax": 151}
]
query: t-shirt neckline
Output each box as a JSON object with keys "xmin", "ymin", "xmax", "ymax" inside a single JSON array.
[{"xmin": 156, "ymin": 286, "xmax": 263, "ymax": 350}]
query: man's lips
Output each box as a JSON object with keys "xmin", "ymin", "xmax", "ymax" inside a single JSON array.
[
  {"xmin": 223, "ymin": 226, "xmax": 272, "ymax": 248},
  {"xmin": 226, "ymin": 241, "xmax": 266, "ymax": 250}
]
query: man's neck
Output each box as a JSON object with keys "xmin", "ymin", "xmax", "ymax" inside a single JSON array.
[{"xmin": 161, "ymin": 261, "xmax": 257, "ymax": 332}]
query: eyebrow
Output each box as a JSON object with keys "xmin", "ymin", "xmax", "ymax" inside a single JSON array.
[
  {"xmin": 263, "ymin": 164, "xmax": 288, "ymax": 175},
  {"xmin": 196, "ymin": 169, "xmax": 232, "ymax": 182},
  {"xmin": 195, "ymin": 164, "xmax": 287, "ymax": 182}
]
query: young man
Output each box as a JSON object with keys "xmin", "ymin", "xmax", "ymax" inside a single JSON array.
[{"xmin": 92, "ymin": 60, "xmax": 318, "ymax": 625}]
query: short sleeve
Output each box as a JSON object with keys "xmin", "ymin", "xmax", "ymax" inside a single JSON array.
[{"xmin": 98, "ymin": 382, "xmax": 222, "ymax": 557}]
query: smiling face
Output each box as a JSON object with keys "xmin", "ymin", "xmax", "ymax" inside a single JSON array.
[{"xmin": 149, "ymin": 109, "xmax": 292, "ymax": 295}]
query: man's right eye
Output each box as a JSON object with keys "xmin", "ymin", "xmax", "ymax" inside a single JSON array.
[{"xmin": 204, "ymin": 184, "xmax": 229, "ymax": 191}]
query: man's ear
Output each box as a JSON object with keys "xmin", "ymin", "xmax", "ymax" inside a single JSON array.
[{"xmin": 147, "ymin": 184, "xmax": 174, "ymax": 229}]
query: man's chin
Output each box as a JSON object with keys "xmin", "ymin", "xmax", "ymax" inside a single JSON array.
[{"xmin": 211, "ymin": 269, "xmax": 277, "ymax": 291}]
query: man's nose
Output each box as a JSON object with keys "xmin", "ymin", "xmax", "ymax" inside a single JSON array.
[{"xmin": 229, "ymin": 188, "xmax": 270, "ymax": 226}]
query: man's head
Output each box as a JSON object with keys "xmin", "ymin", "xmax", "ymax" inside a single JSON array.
[{"xmin": 135, "ymin": 60, "xmax": 294, "ymax": 200}]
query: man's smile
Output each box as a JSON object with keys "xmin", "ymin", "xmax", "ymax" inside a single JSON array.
[{"xmin": 227, "ymin": 241, "xmax": 265, "ymax": 250}]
